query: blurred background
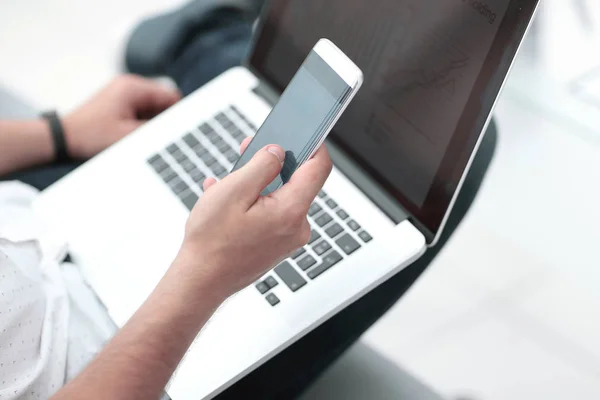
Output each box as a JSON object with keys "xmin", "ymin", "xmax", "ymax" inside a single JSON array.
[{"xmin": 1, "ymin": 0, "xmax": 600, "ymax": 399}]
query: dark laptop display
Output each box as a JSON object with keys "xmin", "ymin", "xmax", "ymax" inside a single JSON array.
[{"xmin": 249, "ymin": 0, "xmax": 538, "ymax": 241}]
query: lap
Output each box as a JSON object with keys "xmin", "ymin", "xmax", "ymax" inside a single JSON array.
[{"xmin": 0, "ymin": 110, "xmax": 498, "ymax": 400}]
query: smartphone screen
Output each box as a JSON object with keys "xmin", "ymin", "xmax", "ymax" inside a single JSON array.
[{"xmin": 231, "ymin": 50, "xmax": 352, "ymax": 194}]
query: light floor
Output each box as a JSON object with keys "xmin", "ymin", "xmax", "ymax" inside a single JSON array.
[{"xmin": 1, "ymin": 1, "xmax": 600, "ymax": 399}]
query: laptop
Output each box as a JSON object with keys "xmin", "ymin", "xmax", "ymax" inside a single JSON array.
[{"xmin": 33, "ymin": 0, "xmax": 539, "ymax": 398}]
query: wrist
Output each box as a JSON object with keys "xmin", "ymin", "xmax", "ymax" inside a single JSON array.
[
  {"xmin": 23, "ymin": 119, "xmax": 55, "ymax": 165},
  {"xmin": 61, "ymin": 113, "xmax": 83, "ymax": 159},
  {"xmin": 33, "ymin": 119, "xmax": 55, "ymax": 161},
  {"xmin": 167, "ymin": 248, "xmax": 231, "ymax": 307}
]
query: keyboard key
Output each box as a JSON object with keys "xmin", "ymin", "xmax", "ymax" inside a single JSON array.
[
  {"xmin": 160, "ymin": 168, "xmax": 177, "ymax": 183},
  {"xmin": 183, "ymin": 133, "xmax": 199, "ymax": 148},
  {"xmin": 326, "ymin": 199, "xmax": 338, "ymax": 209},
  {"xmin": 336, "ymin": 234, "xmax": 361, "ymax": 255},
  {"xmin": 274, "ymin": 261, "xmax": 306, "ymax": 292},
  {"xmin": 181, "ymin": 192, "xmax": 199, "ymax": 211},
  {"xmin": 209, "ymin": 134, "xmax": 223, "ymax": 145},
  {"xmin": 149, "ymin": 156, "xmax": 168, "ymax": 173},
  {"xmin": 168, "ymin": 176, "xmax": 182, "ymax": 186},
  {"xmin": 231, "ymin": 129, "xmax": 248, "ymax": 142},
  {"xmin": 230, "ymin": 105, "xmax": 244, "ymax": 119},
  {"xmin": 170, "ymin": 179, "xmax": 189, "ymax": 195},
  {"xmin": 172, "ymin": 150, "xmax": 187, "ymax": 162},
  {"xmin": 318, "ymin": 191, "xmax": 327, "ymax": 198},
  {"xmin": 217, "ymin": 114, "xmax": 233, "ymax": 125},
  {"xmin": 148, "ymin": 154, "xmax": 162, "ymax": 164},
  {"xmin": 193, "ymin": 144, "xmax": 208, "ymax": 158},
  {"xmin": 308, "ymin": 230, "xmax": 321, "ymax": 244},
  {"xmin": 215, "ymin": 112, "xmax": 229, "ymax": 124},
  {"xmin": 325, "ymin": 223, "xmax": 344, "ymax": 238},
  {"xmin": 234, "ymin": 135, "xmax": 245, "ymax": 144},
  {"xmin": 308, "ymin": 203, "xmax": 322, "ymax": 217},
  {"xmin": 313, "ymin": 240, "xmax": 332, "ymax": 256},
  {"xmin": 336, "ymin": 209, "xmax": 349, "ymax": 220},
  {"xmin": 181, "ymin": 160, "xmax": 197, "ymax": 173},
  {"xmin": 150, "ymin": 161, "xmax": 169, "ymax": 174},
  {"xmin": 211, "ymin": 164, "xmax": 226, "ymax": 177},
  {"xmin": 291, "ymin": 247, "xmax": 306, "ymax": 259},
  {"xmin": 198, "ymin": 123, "xmax": 213, "ymax": 134},
  {"xmin": 210, "ymin": 134, "xmax": 223, "ymax": 144},
  {"xmin": 218, "ymin": 141, "xmax": 233, "ymax": 154},
  {"xmin": 256, "ymin": 282, "xmax": 269, "ymax": 294},
  {"xmin": 315, "ymin": 213, "xmax": 333, "ymax": 227},
  {"xmin": 205, "ymin": 130, "xmax": 220, "ymax": 142},
  {"xmin": 221, "ymin": 120, "xmax": 235, "ymax": 131},
  {"xmin": 198, "ymin": 122, "xmax": 215, "ymax": 137},
  {"xmin": 348, "ymin": 220, "xmax": 361, "ymax": 231},
  {"xmin": 266, "ymin": 293, "xmax": 280, "ymax": 306},
  {"xmin": 201, "ymin": 153, "xmax": 217, "ymax": 166},
  {"xmin": 186, "ymin": 168, "xmax": 200, "ymax": 180},
  {"xmin": 297, "ymin": 255, "xmax": 317, "ymax": 271},
  {"xmin": 359, "ymin": 230, "xmax": 373, "ymax": 243},
  {"xmin": 264, "ymin": 276, "xmax": 278, "ymax": 289},
  {"xmin": 308, "ymin": 251, "xmax": 343, "ymax": 279},
  {"xmin": 225, "ymin": 150, "xmax": 239, "ymax": 163},
  {"xmin": 167, "ymin": 144, "xmax": 179, "ymax": 154},
  {"xmin": 190, "ymin": 169, "xmax": 206, "ymax": 184},
  {"xmin": 230, "ymin": 128, "xmax": 245, "ymax": 139}
]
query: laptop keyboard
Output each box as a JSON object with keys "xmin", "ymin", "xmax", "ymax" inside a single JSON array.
[
  {"xmin": 147, "ymin": 105, "xmax": 373, "ymax": 307},
  {"xmin": 147, "ymin": 106, "xmax": 255, "ymax": 208},
  {"xmin": 256, "ymin": 189, "xmax": 373, "ymax": 306}
]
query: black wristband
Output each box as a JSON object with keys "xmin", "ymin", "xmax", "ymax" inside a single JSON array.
[{"xmin": 41, "ymin": 111, "xmax": 70, "ymax": 163}]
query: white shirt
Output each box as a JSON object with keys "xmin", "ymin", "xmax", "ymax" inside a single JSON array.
[{"xmin": 0, "ymin": 181, "xmax": 116, "ymax": 399}]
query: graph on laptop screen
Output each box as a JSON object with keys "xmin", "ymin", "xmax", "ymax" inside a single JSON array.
[{"xmin": 251, "ymin": 0, "xmax": 523, "ymax": 233}]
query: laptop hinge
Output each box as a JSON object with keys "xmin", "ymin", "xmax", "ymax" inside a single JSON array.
[{"xmin": 326, "ymin": 141, "xmax": 410, "ymax": 226}]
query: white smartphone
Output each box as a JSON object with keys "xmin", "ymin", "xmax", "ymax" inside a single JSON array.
[{"xmin": 231, "ymin": 38, "xmax": 363, "ymax": 195}]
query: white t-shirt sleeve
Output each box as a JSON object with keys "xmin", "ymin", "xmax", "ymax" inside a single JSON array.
[
  {"xmin": 0, "ymin": 181, "xmax": 116, "ymax": 398},
  {"xmin": 0, "ymin": 240, "xmax": 69, "ymax": 399}
]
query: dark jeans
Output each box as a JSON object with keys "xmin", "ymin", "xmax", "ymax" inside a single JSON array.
[{"xmin": 1, "ymin": 21, "xmax": 497, "ymax": 399}]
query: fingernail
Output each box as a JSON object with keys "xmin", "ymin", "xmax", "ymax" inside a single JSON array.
[{"xmin": 267, "ymin": 145, "xmax": 285, "ymax": 164}]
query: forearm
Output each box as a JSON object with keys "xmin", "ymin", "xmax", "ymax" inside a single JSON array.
[
  {"xmin": 53, "ymin": 256, "xmax": 226, "ymax": 399},
  {"xmin": 0, "ymin": 120, "xmax": 54, "ymax": 175}
]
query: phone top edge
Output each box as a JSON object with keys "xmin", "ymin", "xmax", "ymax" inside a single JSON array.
[
  {"xmin": 314, "ymin": 38, "xmax": 363, "ymax": 87},
  {"xmin": 306, "ymin": 76, "xmax": 362, "ymax": 163}
]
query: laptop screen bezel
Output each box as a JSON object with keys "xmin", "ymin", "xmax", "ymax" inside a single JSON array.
[{"xmin": 244, "ymin": 0, "xmax": 539, "ymax": 244}]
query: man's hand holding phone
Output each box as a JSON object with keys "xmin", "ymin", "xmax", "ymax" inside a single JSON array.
[
  {"xmin": 173, "ymin": 138, "xmax": 332, "ymax": 302},
  {"xmin": 57, "ymin": 140, "xmax": 332, "ymax": 399}
]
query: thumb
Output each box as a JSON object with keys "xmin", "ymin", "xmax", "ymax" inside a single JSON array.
[{"xmin": 227, "ymin": 145, "xmax": 285, "ymax": 206}]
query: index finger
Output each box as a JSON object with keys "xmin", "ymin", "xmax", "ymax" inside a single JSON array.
[
  {"xmin": 273, "ymin": 145, "xmax": 333, "ymax": 206},
  {"xmin": 239, "ymin": 137, "xmax": 252, "ymax": 155}
]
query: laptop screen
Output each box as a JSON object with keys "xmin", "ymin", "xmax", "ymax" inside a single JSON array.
[{"xmin": 249, "ymin": 0, "xmax": 538, "ymax": 240}]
